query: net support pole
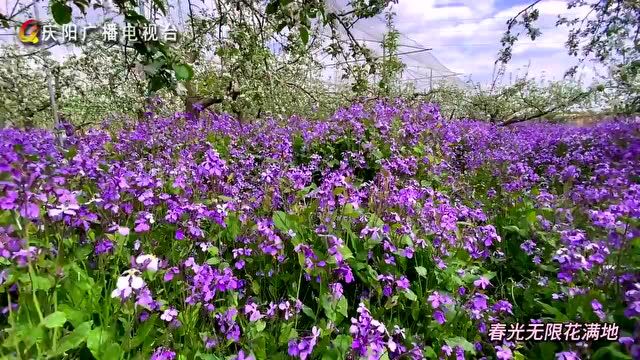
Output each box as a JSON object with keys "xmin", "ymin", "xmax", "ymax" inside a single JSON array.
[{"xmin": 429, "ymin": 68, "xmax": 433, "ymax": 92}]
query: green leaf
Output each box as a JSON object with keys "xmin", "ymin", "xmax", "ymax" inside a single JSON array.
[
  {"xmin": 300, "ymin": 26, "xmax": 309, "ymax": 45},
  {"xmin": 58, "ymin": 304, "xmax": 88, "ymax": 328},
  {"xmin": 423, "ymin": 346, "xmax": 437, "ymax": 359},
  {"xmin": 415, "ymin": 266, "xmax": 427, "ymax": 277},
  {"xmin": 51, "ymin": 2, "xmax": 72, "ymax": 24},
  {"xmin": 266, "ymin": 0, "xmax": 279, "ymax": 14},
  {"xmin": 338, "ymin": 245, "xmax": 353, "ymax": 261},
  {"xmin": 278, "ymin": 323, "xmax": 297, "ymax": 345},
  {"xmin": 592, "ymin": 344, "xmax": 631, "ymax": 360},
  {"xmin": 103, "ymin": 343, "xmax": 123, "ymax": 360},
  {"xmin": 50, "ymin": 321, "xmax": 92, "ymax": 356},
  {"xmin": 536, "ymin": 300, "xmax": 569, "ymax": 322},
  {"xmin": 42, "ymin": 311, "xmax": 67, "ymax": 328},
  {"xmin": 403, "ymin": 289, "xmax": 417, "ymax": 301},
  {"xmin": 302, "ymin": 305, "xmax": 316, "ymax": 320},
  {"xmin": 342, "ymin": 203, "xmax": 360, "ymax": 218},
  {"xmin": 87, "ymin": 326, "xmax": 114, "ymax": 359},
  {"xmin": 536, "ymin": 341, "xmax": 557, "ymax": 359},
  {"xmin": 367, "ymin": 213, "xmax": 384, "ymax": 228},
  {"xmin": 149, "ymin": 74, "xmax": 168, "ymax": 92},
  {"xmin": 29, "ymin": 274, "xmax": 53, "ymax": 290},
  {"xmin": 503, "ymin": 225, "xmax": 527, "ymax": 237},
  {"xmin": 411, "ymin": 301, "xmax": 421, "ymax": 320},
  {"xmin": 173, "ymin": 63, "xmax": 194, "ymax": 81},
  {"xmin": 65, "ymin": 146, "xmax": 78, "ymax": 160},
  {"xmin": 445, "ymin": 336, "xmax": 476, "ymax": 354},
  {"xmin": 525, "ymin": 210, "xmax": 537, "ymax": 226},
  {"xmin": 321, "ymin": 350, "xmax": 339, "ymax": 360},
  {"xmin": 332, "ymin": 335, "xmax": 352, "ymax": 356},
  {"xmin": 255, "ymin": 320, "xmax": 266, "ymax": 332},
  {"xmin": 208, "ymin": 246, "xmax": 219, "ymax": 256},
  {"xmin": 15, "ymin": 323, "xmax": 45, "ymax": 349},
  {"xmin": 195, "ymin": 352, "xmax": 224, "ymax": 360},
  {"xmin": 336, "ymin": 297, "xmax": 348, "ymax": 317},
  {"xmin": 272, "ymin": 211, "xmax": 289, "ymax": 232},
  {"xmin": 321, "ymin": 294, "xmax": 336, "ymax": 322},
  {"xmin": 127, "ymin": 315, "xmax": 156, "ymax": 350}
]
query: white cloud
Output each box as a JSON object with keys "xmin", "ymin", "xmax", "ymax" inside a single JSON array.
[{"xmin": 382, "ymin": 0, "xmax": 601, "ymax": 85}]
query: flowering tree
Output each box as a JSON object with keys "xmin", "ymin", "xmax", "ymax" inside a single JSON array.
[
  {"xmin": 498, "ymin": 0, "xmax": 640, "ymax": 114},
  {"xmin": 413, "ymin": 72, "xmax": 597, "ymax": 124},
  {"xmin": 0, "ymin": 37, "xmax": 149, "ymax": 128},
  {"xmin": 0, "ymin": 0, "xmax": 398, "ymax": 107}
]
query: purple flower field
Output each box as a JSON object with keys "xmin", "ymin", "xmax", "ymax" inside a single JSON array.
[{"xmin": 0, "ymin": 100, "xmax": 639, "ymax": 359}]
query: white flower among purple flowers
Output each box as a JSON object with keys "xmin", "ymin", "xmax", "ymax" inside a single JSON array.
[
  {"xmin": 47, "ymin": 203, "xmax": 80, "ymax": 217},
  {"xmin": 111, "ymin": 269, "xmax": 145, "ymax": 300},
  {"xmin": 135, "ymin": 254, "xmax": 159, "ymax": 272}
]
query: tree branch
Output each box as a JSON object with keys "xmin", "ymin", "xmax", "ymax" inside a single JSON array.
[{"xmin": 500, "ymin": 90, "xmax": 591, "ymax": 126}]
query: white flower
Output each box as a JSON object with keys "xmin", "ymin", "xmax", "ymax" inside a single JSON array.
[
  {"xmin": 370, "ymin": 319, "xmax": 386, "ymax": 333},
  {"xmin": 287, "ymin": 229, "xmax": 296, "ymax": 238},
  {"xmin": 47, "ymin": 203, "xmax": 80, "ymax": 217},
  {"xmin": 111, "ymin": 269, "xmax": 145, "ymax": 299},
  {"xmin": 135, "ymin": 254, "xmax": 159, "ymax": 272},
  {"xmin": 216, "ymin": 203, "xmax": 228, "ymax": 216},
  {"xmin": 84, "ymin": 197, "xmax": 103, "ymax": 205},
  {"xmin": 199, "ymin": 242, "xmax": 213, "ymax": 252}
]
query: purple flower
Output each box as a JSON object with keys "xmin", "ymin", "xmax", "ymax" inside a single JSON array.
[
  {"xmin": 163, "ymin": 267, "xmax": 180, "ymax": 282},
  {"xmin": 94, "ymin": 239, "xmax": 114, "ymax": 255},
  {"xmin": 160, "ymin": 308, "xmax": 178, "ymax": 322},
  {"xmin": 396, "ymin": 276, "xmax": 410, "ymax": 290},
  {"xmin": 330, "ymin": 282, "xmax": 344, "ymax": 300},
  {"xmin": 150, "ymin": 347, "xmax": 176, "ymax": 360},
  {"xmin": 591, "ymin": 299, "xmax": 606, "ymax": 321},
  {"xmin": 428, "ymin": 291, "xmax": 451, "ymax": 308},
  {"xmin": 136, "ymin": 288, "xmax": 158, "ymax": 311},
  {"xmin": 288, "ymin": 326, "xmax": 320, "ymax": 360},
  {"xmin": 470, "ymin": 294, "xmax": 488, "ymax": 311},
  {"xmin": 139, "ymin": 311, "xmax": 150, "ymax": 322},
  {"xmin": 433, "ymin": 310, "xmax": 446, "ymax": 324},
  {"xmin": 493, "ymin": 300, "xmax": 513, "ymax": 315},
  {"xmin": 441, "ymin": 345, "xmax": 453, "ymax": 356},
  {"xmin": 349, "ymin": 303, "xmax": 392, "ymax": 359},
  {"xmin": 235, "ymin": 350, "xmax": 256, "ymax": 360},
  {"xmin": 474, "ymin": 276, "xmax": 491, "ymax": 289},
  {"xmin": 555, "ymin": 351, "xmax": 580, "ymax": 360},
  {"xmin": 495, "ymin": 345, "xmax": 512, "ymax": 360},
  {"xmin": 619, "ymin": 336, "xmax": 635, "ymax": 346},
  {"xmin": 244, "ymin": 302, "xmax": 263, "ymax": 322},
  {"xmin": 520, "ymin": 240, "xmax": 536, "ymax": 255}
]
